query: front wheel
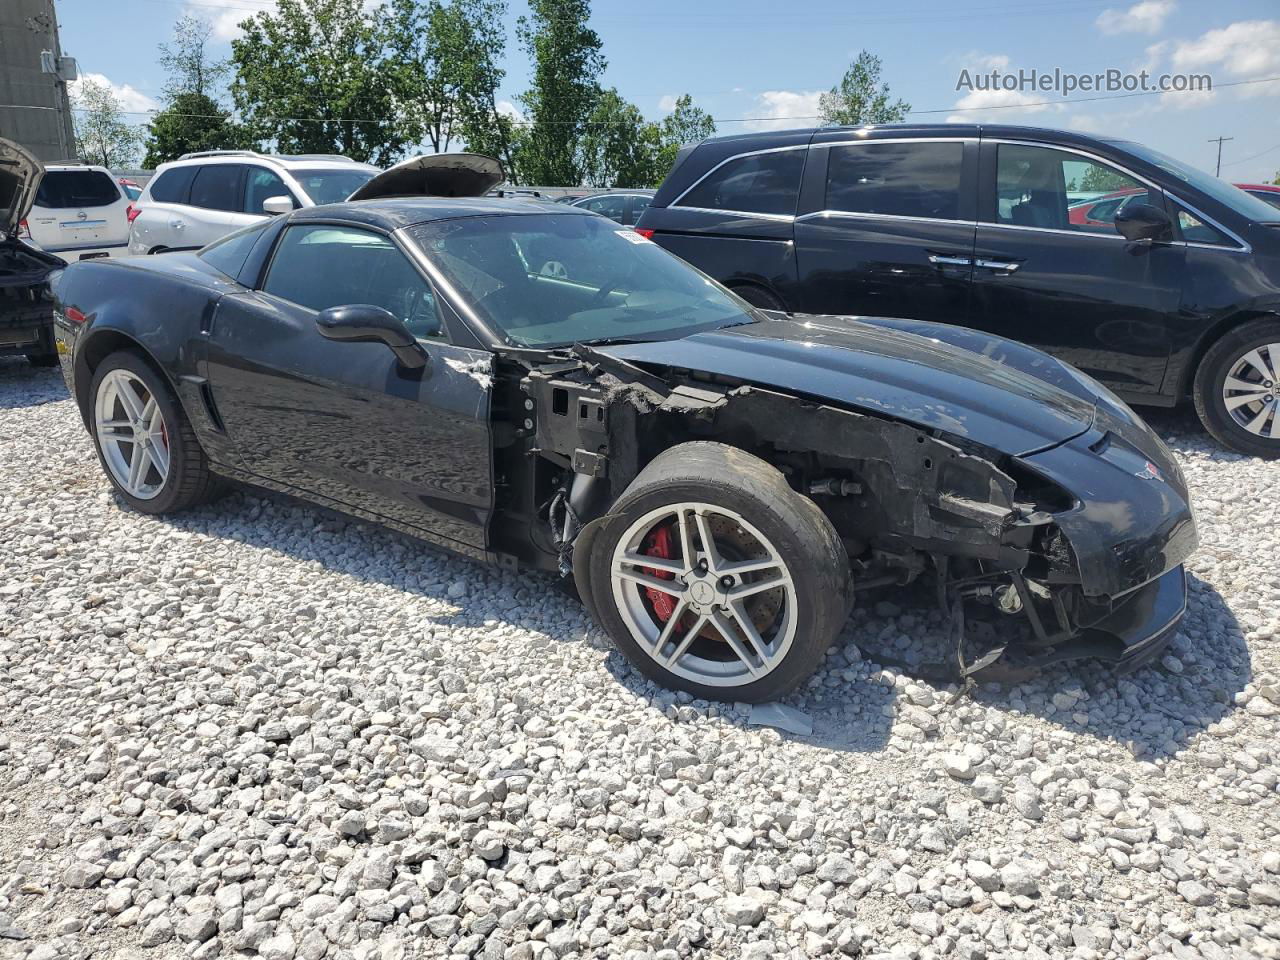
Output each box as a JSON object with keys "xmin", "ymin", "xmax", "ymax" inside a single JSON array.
[
  {"xmin": 1193, "ymin": 319, "xmax": 1280, "ymax": 458},
  {"xmin": 584, "ymin": 442, "xmax": 852, "ymax": 702},
  {"xmin": 89, "ymin": 350, "xmax": 221, "ymax": 513}
]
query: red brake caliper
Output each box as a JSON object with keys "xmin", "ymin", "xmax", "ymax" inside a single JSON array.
[{"xmin": 641, "ymin": 524, "xmax": 678, "ymax": 622}]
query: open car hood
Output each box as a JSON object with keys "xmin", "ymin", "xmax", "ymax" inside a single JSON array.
[
  {"xmin": 0, "ymin": 138, "xmax": 43, "ymax": 239},
  {"xmin": 347, "ymin": 153, "xmax": 504, "ymax": 201}
]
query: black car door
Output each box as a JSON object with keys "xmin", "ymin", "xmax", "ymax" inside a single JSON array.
[
  {"xmin": 203, "ymin": 221, "xmax": 493, "ymax": 552},
  {"xmin": 968, "ymin": 140, "xmax": 1185, "ymax": 399},
  {"xmin": 793, "ymin": 132, "xmax": 978, "ymax": 323}
]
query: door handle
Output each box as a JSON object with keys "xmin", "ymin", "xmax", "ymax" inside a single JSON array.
[
  {"xmin": 975, "ymin": 258, "xmax": 1020, "ymax": 273},
  {"xmin": 169, "ymin": 218, "xmax": 185, "ymax": 230},
  {"xmin": 928, "ymin": 254, "xmax": 973, "ymax": 267}
]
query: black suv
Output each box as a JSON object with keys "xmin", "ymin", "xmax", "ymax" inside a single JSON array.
[{"xmin": 636, "ymin": 124, "xmax": 1280, "ymax": 457}]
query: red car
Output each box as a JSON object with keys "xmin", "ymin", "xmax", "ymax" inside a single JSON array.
[
  {"xmin": 1237, "ymin": 183, "xmax": 1280, "ymax": 211},
  {"xmin": 1071, "ymin": 183, "xmax": 1280, "ymax": 227}
]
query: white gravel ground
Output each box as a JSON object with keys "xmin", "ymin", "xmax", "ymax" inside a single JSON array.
[{"xmin": 1, "ymin": 357, "xmax": 1278, "ymax": 960}]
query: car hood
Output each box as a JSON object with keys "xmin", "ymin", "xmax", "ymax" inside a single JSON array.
[
  {"xmin": 0, "ymin": 138, "xmax": 43, "ymax": 239},
  {"xmin": 347, "ymin": 153, "xmax": 504, "ymax": 201},
  {"xmin": 598, "ymin": 313, "xmax": 1102, "ymax": 457}
]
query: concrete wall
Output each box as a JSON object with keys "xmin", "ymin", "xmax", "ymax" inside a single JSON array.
[{"xmin": 0, "ymin": 0, "xmax": 77, "ymax": 163}]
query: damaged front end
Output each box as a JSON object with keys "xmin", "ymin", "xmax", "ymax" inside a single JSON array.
[{"xmin": 492, "ymin": 341, "xmax": 1196, "ymax": 683}]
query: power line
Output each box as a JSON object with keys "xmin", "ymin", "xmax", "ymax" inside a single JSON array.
[{"xmin": 1221, "ymin": 141, "xmax": 1280, "ymax": 169}]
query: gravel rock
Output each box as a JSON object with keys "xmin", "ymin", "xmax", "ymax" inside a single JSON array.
[{"xmin": 1, "ymin": 368, "xmax": 1278, "ymax": 959}]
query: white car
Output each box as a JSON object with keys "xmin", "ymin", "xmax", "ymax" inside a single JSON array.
[
  {"xmin": 128, "ymin": 151, "xmax": 380, "ymax": 255},
  {"xmin": 22, "ymin": 163, "xmax": 131, "ymax": 261}
]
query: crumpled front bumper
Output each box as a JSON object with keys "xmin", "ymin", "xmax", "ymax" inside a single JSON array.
[{"xmin": 1020, "ymin": 403, "xmax": 1198, "ymax": 599}]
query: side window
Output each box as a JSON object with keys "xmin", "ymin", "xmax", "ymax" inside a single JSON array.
[
  {"xmin": 263, "ymin": 224, "xmax": 445, "ymax": 340},
  {"xmin": 678, "ymin": 149, "xmax": 805, "ymax": 217},
  {"xmin": 583, "ymin": 195, "xmax": 626, "ymax": 222},
  {"xmin": 1248, "ymin": 190, "xmax": 1280, "ymax": 212},
  {"xmin": 198, "ymin": 222, "xmax": 268, "ymax": 279},
  {"xmin": 996, "ymin": 144, "xmax": 1157, "ymax": 234},
  {"xmin": 189, "ymin": 165, "xmax": 244, "ymax": 212},
  {"xmin": 1176, "ymin": 207, "xmax": 1233, "ymax": 246},
  {"xmin": 625, "ymin": 195, "xmax": 650, "ymax": 226},
  {"xmin": 825, "ymin": 141, "xmax": 963, "ymax": 220},
  {"xmin": 244, "ymin": 168, "xmax": 295, "ymax": 215},
  {"xmin": 148, "ymin": 166, "xmax": 196, "ymax": 204}
]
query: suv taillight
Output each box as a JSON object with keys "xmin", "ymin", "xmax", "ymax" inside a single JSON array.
[
  {"xmin": 18, "ymin": 219, "xmax": 31, "ymax": 240},
  {"xmin": 635, "ymin": 227, "xmax": 655, "ymax": 239},
  {"xmin": 126, "ymin": 203, "xmax": 141, "ymax": 224}
]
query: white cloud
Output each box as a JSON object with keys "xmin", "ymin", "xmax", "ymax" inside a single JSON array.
[
  {"xmin": 658, "ymin": 94, "xmax": 678, "ymax": 113},
  {"xmin": 945, "ymin": 88, "xmax": 1053, "ymax": 124},
  {"xmin": 959, "ymin": 51, "xmax": 1011, "ymax": 71},
  {"xmin": 496, "ymin": 100, "xmax": 523, "ymax": 122},
  {"xmin": 1136, "ymin": 40, "xmax": 1169, "ymax": 74},
  {"xmin": 1171, "ymin": 20, "xmax": 1280, "ymax": 82},
  {"xmin": 740, "ymin": 90, "xmax": 823, "ymax": 131},
  {"xmin": 1096, "ymin": 0, "xmax": 1176, "ymax": 36},
  {"xmin": 68, "ymin": 72, "xmax": 158, "ymax": 115},
  {"xmin": 189, "ymin": 0, "xmax": 277, "ymax": 42}
]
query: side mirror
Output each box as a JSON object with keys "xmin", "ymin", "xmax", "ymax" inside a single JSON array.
[
  {"xmin": 262, "ymin": 195, "xmax": 295, "ymax": 215},
  {"xmin": 1114, "ymin": 202, "xmax": 1173, "ymax": 243},
  {"xmin": 316, "ymin": 304, "xmax": 428, "ymax": 369}
]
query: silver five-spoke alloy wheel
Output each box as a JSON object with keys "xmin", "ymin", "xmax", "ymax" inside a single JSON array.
[
  {"xmin": 609, "ymin": 502, "xmax": 797, "ymax": 688},
  {"xmin": 94, "ymin": 369, "xmax": 171, "ymax": 500},
  {"xmin": 1222, "ymin": 342, "xmax": 1280, "ymax": 438}
]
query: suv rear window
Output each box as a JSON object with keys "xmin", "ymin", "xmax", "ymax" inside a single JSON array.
[
  {"xmin": 825, "ymin": 141, "xmax": 963, "ymax": 221},
  {"xmin": 189, "ymin": 165, "xmax": 244, "ymax": 212},
  {"xmin": 34, "ymin": 170, "xmax": 120, "ymax": 209},
  {"xmin": 149, "ymin": 166, "xmax": 197, "ymax": 203},
  {"xmin": 677, "ymin": 149, "xmax": 805, "ymax": 217}
]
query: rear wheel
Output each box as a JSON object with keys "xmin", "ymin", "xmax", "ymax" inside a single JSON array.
[
  {"xmin": 1193, "ymin": 319, "xmax": 1280, "ymax": 458},
  {"xmin": 89, "ymin": 351, "xmax": 220, "ymax": 513},
  {"xmin": 585, "ymin": 442, "xmax": 851, "ymax": 702}
]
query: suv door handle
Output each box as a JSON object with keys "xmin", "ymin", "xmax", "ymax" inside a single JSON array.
[
  {"xmin": 169, "ymin": 218, "xmax": 185, "ymax": 230},
  {"xmin": 927, "ymin": 254, "xmax": 973, "ymax": 267},
  {"xmin": 975, "ymin": 258, "xmax": 1020, "ymax": 273}
]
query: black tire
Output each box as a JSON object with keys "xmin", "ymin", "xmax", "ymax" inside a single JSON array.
[
  {"xmin": 584, "ymin": 442, "xmax": 852, "ymax": 702},
  {"xmin": 730, "ymin": 284, "xmax": 786, "ymax": 312},
  {"xmin": 1192, "ymin": 318, "xmax": 1280, "ymax": 458},
  {"xmin": 88, "ymin": 350, "xmax": 221, "ymax": 514},
  {"xmin": 25, "ymin": 351, "xmax": 60, "ymax": 367}
]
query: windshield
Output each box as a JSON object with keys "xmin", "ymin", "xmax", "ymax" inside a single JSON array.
[
  {"xmin": 292, "ymin": 167, "xmax": 377, "ymax": 205},
  {"xmin": 408, "ymin": 213, "xmax": 754, "ymax": 347},
  {"xmin": 1111, "ymin": 140, "xmax": 1280, "ymax": 223}
]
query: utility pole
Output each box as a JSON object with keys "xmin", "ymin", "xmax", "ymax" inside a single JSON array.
[{"xmin": 1207, "ymin": 136, "xmax": 1234, "ymax": 177}]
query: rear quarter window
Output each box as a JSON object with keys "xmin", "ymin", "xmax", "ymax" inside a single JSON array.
[
  {"xmin": 34, "ymin": 170, "xmax": 121, "ymax": 208},
  {"xmin": 148, "ymin": 167, "xmax": 197, "ymax": 204},
  {"xmin": 677, "ymin": 149, "xmax": 806, "ymax": 217}
]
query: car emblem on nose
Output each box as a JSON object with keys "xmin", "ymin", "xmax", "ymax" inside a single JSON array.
[
  {"xmin": 1136, "ymin": 461, "xmax": 1161, "ymax": 481},
  {"xmin": 77, "ymin": 210, "xmax": 87, "ymax": 221}
]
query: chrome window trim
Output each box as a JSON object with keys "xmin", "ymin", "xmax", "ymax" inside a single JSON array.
[
  {"xmin": 795, "ymin": 209, "xmax": 976, "ymax": 227},
  {"xmin": 988, "ymin": 138, "xmax": 1250, "ymax": 253},
  {"xmin": 670, "ymin": 143, "xmax": 808, "ymax": 213},
  {"xmin": 668, "ymin": 204, "xmax": 796, "ymax": 223},
  {"xmin": 981, "ymin": 221, "xmax": 1130, "ymax": 242}
]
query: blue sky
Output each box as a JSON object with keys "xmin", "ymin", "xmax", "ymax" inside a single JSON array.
[{"xmin": 58, "ymin": 0, "xmax": 1280, "ymax": 182}]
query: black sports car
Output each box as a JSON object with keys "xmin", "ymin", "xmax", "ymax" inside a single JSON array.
[
  {"xmin": 51, "ymin": 192, "xmax": 1198, "ymax": 701},
  {"xmin": 2, "ymin": 138, "xmax": 64, "ymax": 366}
]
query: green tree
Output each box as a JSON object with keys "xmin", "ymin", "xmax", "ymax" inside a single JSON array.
[
  {"xmin": 384, "ymin": 0, "xmax": 517, "ymax": 176},
  {"xmin": 515, "ymin": 0, "xmax": 605, "ymax": 185},
  {"xmin": 72, "ymin": 78, "xmax": 143, "ymax": 167},
  {"xmin": 158, "ymin": 15, "xmax": 230, "ymax": 101},
  {"xmin": 819, "ymin": 50, "xmax": 910, "ymax": 126},
  {"xmin": 654, "ymin": 94, "xmax": 715, "ymax": 179},
  {"xmin": 230, "ymin": 0, "xmax": 407, "ymax": 164},
  {"xmin": 1075, "ymin": 164, "xmax": 1134, "ymax": 193},
  {"xmin": 579, "ymin": 88, "xmax": 658, "ymax": 188},
  {"xmin": 1272, "ymin": 170, "xmax": 1280, "ymax": 186},
  {"xmin": 144, "ymin": 93, "xmax": 253, "ymax": 167}
]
